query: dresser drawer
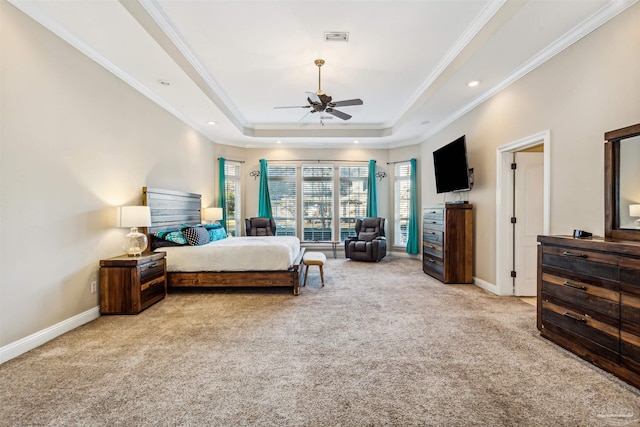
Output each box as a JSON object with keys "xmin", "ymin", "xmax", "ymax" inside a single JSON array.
[
  {"xmin": 423, "ymin": 208, "xmax": 444, "ymax": 221},
  {"xmin": 540, "ymin": 272, "xmax": 619, "ymax": 319},
  {"xmin": 423, "ymin": 241, "xmax": 443, "ymax": 258},
  {"xmin": 541, "ymin": 245, "xmax": 619, "ymax": 282},
  {"xmin": 423, "ymin": 229, "xmax": 443, "ymax": 244},
  {"xmin": 140, "ymin": 276, "xmax": 166, "ymax": 309},
  {"xmin": 621, "ymin": 330, "xmax": 640, "ymax": 375},
  {"xmin": 620, "ymin": 256, "xmax": 640, "ymax": 349},
  {"xmin": 423, "ymin": 255, "xmax": 444, "ymax": 280},
  {"xmin": 620, "ymin": 257, "xmax": 640, "ymax": 296},
  {"xmin": 423, "ymin": 219, "xmax": 444, "ymax": 232},
  {"xmin": 139, "ymin": 259, "xmax": 166, "ymax": 282},
  {"xmin": 621, "ymin": 292, "xmax": 640, "ymax": 334},
  {"xmin": 541, "ymin": 300, "xmax": 619, "ymax": 362}
]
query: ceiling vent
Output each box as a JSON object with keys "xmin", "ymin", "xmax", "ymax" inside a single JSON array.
[{"xmin": 324, "ymin": 32, "xmax": 349, "ymax": 42}]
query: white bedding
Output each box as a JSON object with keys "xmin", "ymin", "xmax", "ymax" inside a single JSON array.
[{"xmin": 158, "ymin": 236, "xmax": 301, "ymax": 272}]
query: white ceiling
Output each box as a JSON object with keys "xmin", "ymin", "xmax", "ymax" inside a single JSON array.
[{"xmin": 10, "ymin": 0, "xmax": 637, "ymax": 148}]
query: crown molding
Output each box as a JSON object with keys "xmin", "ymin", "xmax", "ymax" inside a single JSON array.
[
  {"xmin": 8, "ymin": 0, "xmax": 215, "ymax": 144},
  {"xmin": 422, "ymin": 0, "xmax": 639, "ymax": 142}
]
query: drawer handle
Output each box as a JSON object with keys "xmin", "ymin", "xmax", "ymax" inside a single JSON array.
[
  {"xmin": 427, "ymin": 258, "xmax": 435, "ymax": 263},
  {"xmin": 148, "ymin": 263, "xmax": 158, "ymax": 268},
  {"xmin": 562, "ymin": 281, "xmax": 587, "ymax": 291},
  {"xmin": 562, "ymin": 251, "xmax": 587, "ymax": 258},
  {"xmin": 563, "ymin": 311, "xmax": 586, "ymax": 323}
]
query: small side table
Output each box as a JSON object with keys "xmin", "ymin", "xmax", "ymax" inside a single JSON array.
[{"xmin": 99, "ymin": 252, "xmax": 166, "ymax": 314}]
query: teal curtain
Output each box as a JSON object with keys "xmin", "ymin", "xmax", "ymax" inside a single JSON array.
[
  {"xmin": 366, "ymin": 160, "xmax": 377, "ymax": 217},
  {"xmin": 258, "ymin": 159, "xmax": 273, "ymax": 218},
  {"xmin": 406, "ymin": 158, "xmax": 419, "ymax": 254},
  {"xmin": 218, "ymin": 157, "xmax": 227, "ymax": 231}
]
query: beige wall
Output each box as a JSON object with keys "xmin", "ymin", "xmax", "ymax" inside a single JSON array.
[
  {"xmin": 1, "ymin": 2, "xmax": 215, "ymax": 347},
  {"xmin": 418, "ymin": 2, "xmax": 640, "ymax": 285}
]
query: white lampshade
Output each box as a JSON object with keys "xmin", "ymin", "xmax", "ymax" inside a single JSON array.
[
  {"xmin": 117, "ymin": 206, "xmax": 151, "ymax": 256},
  {"xmin": 118, "ymin": 206, "xmax": 151, "ymax": 228},
  {"xmin": 630, "ymin": 204, "xmax": 640, "ymax": 217},
  {"xmin": 204, "ymin": 207, "xmax": 223, "ymax": 222}
]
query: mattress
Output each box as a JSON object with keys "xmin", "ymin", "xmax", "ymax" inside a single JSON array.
[{"xmin": 158, "ymin": 236, "xmax": 301, "ymax": 272}]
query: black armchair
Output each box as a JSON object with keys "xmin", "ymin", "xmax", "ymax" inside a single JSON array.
[
  {"xmin": 344, "ymin": 217, "xmax": 387, "ymax": 262},
  {"xmin": 245, "ymin": 217, "xmax": 277, "ymax": 236}
]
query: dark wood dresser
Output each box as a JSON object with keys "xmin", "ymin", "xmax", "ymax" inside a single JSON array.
[
  {"xmin": 423, "ymin": 203, "xmax": 473, "ymax": 284},
  {"xmin": 537, "ymin": 235, "xmax": 640, "ymax": 388}
]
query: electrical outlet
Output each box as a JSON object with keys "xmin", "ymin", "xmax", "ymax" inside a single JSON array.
[{"xmin": 90, "ymin": 281, "xmax": 97, "ymax": 294}]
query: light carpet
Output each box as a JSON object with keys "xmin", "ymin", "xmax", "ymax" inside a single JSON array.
[{"xmin": 1, "ymin": 257, "xmax": 640, "ymax": 426}]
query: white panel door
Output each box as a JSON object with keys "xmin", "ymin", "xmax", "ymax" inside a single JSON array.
[{"xmin": 514, "ymin": 152, "xmax": 544, "ymax": 296}]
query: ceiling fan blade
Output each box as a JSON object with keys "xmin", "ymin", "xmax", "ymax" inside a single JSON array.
[
  {"xmin": 306, "ymin": 92, "xmax": 321, "ymax": 105},
  {"xmin": 325, "ymin": 108, "xmax": 352, "ymax": 120},
  {"xmin": 299, "ymin": 110, "xmax": 312, "ymax": 122},
  {"xmin": 274, "ymin": 105, "xmax": 311, "ymax": 109},
  {"xmin": 329, "ymin": 99, "xmax": 363, "ymax": 108}
]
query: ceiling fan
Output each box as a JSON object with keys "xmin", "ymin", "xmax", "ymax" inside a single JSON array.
[{"xmin": 274, "ymin": 59, "xmax": 363, "ymax": 121}]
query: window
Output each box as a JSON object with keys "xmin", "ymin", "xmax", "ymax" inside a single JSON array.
[
  {"xmin": 339, "ymin": 166, "xmax": 368, "ymax": 241},
  {"xmin": 394, "ymin": 161, "xmax": 412, "ymax": 246},
  {"xmin": 268, "ymin": 165, "xmax": 297, "ymax": 236},
  {"xmin": 224, "ymin": 161, "xmax": 242, "ymax": 237},
  {"xmin": 302, "ymin": 165, "xmax": 333, "ymax": 241}
]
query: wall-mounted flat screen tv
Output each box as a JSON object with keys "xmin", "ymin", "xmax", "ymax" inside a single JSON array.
[{"xmin": 433, "ymin": 135, "xmax": 472, "ymax": 193}]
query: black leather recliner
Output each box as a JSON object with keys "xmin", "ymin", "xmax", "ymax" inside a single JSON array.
[
  {"xmin": 245, "ymin": 217, "xmax": 277, "ymax": 236},
  {"xmin": 344, "ymin": 217, "xmax": 387, "ymax": 262}
]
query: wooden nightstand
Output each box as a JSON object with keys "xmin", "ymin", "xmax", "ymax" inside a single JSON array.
[{"xmin": 99, "ymin": 252, "xmax": 167, "ymax": 314}]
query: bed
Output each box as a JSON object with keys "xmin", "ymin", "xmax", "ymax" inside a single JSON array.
[{"xmin": 142, "ymin": 187, "xmax": 305, "ymax": 295}]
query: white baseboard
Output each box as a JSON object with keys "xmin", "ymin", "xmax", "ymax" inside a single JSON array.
[
  {"xmin": 473, "ymin": 276, "xmax": 498, "ymax": 295},
  {"xmin": 0, "ymin": 306, "xmax": 100, "ymax": 364}
]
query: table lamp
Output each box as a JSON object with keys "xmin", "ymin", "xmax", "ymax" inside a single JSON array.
[
  {"xmin": 118, "ymin": 206, "xmax": 151, "ymax": 256},
  {"xmin": 204, "ymin": 207, "xmax": 223, "ymax": 224},
  {"xmin": 630, "ymin": 204, "xmax": 640, "ymax": 224}
]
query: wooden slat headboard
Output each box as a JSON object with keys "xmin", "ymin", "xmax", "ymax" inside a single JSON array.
[{"xmin": 142, "ymin": 187, "xmax": 202, "ymax": 234}]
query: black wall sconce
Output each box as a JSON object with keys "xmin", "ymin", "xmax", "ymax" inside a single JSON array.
[
  {"xmin": 249, "ymin": 170, "xmax": 260, "ymax": 180},
  {"xmin": 376, "ymin": 171, "xmax": 387, "ymax": 182}
]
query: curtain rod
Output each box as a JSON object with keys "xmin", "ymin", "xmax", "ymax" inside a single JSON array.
[
  {"xmin": 265, "ymin": 159, "xmax": 370, "ymax": 163},
  {"xmin": 386, "ymin": 159, "xmax": 413, "ymax": 165},
  {"xmin": 217, "ymin": 157, "xmax": 245, "ymax": 163}
]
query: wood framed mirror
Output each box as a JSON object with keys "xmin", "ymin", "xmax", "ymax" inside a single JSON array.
[{"xmin": 605, "ymin": 123, "xmax": 640, "ymax": 241}]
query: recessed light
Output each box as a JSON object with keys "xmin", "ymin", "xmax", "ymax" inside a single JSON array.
[
  {"xmin": 354, "ymin": 140, "xmax": 359, "ymax": 144},
  {"xmin": 276, "ymin": 140, "xmax": 282, "ymax": 144},
  {"xmin": 207, "ymin": 121, "xmax": 216, "ymax": 125},
  {"xmin": 157, "ymin": 79, "xmax": 171, "ymax": 86},
  {"xmin": 467, "ymin": 80, "xmax": 479, "ymax": 87}
]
